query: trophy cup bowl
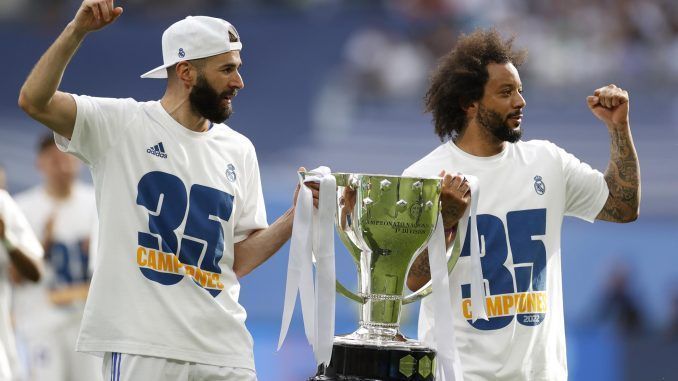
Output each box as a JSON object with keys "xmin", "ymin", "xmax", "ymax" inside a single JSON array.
[{"xmin": 311, "ymin": 173, "xmax": 455, "ymax": 381}]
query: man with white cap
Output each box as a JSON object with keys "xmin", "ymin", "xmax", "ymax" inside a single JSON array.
[{"xmin": 18, "ymin": 1, "xmax": 310, "ymax": 379}]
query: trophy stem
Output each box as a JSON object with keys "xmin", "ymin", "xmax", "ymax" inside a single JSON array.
[
  {"xmin": 355, "ymin": 249, "xmax": 406, "ymax": 342},
  {"xmin": 358, "ymin": 298, "xmax": 402, "ymax": 340}
]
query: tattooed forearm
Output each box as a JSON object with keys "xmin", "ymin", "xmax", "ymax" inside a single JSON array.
[
  {"xmin": 406, "ymin": 251, "xmax": 431, "ymax": 291},
  {"xmin": 409, "ymin": 252, "xmax": 430, "ymax": 278},
  {"xmin": 597, "ymin": 126, "xmax": 640, "ymax": 222}
]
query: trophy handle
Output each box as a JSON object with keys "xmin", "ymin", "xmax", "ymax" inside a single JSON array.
[
  {"xmin": 401, "ymin": 232, "xmax": 463, "ymax": 305},
  {"xmin": 336, "ymin": 280, "xmax": 365, "ymax": 304}
]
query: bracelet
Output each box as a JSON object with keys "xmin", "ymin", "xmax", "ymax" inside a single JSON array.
[{"xmin": 2, "ymin": 238, "xmax": 15, "ymax": 252}]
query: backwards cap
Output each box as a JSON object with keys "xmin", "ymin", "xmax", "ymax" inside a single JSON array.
[{"xmin": 140, "ymin": 16, "xmax": 242, "ymax": 79}]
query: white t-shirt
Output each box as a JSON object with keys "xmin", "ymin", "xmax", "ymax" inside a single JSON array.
[
  {"xmin": 55, "ymin": 95, "xmax": 268, "ymax": 370},
  {"xmin": 13, "ymin": 183, "xmax": 97, "ymax": 331},
  {"xmin": 404, "ymin": 140, "xmax": 608, "ymax": 381},
  {"xmin": 0, "ymin": 190, "xmax": 44, "ymax": 380}
]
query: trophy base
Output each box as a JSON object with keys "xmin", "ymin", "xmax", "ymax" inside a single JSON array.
[{"xmin": 309, "ymin": 341, "xmax": 435, "ymax": 381}]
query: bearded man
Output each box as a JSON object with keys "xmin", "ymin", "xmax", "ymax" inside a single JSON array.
[
  {"xmin": 405, "ymin": 28, "xmax": 640, "ymax": 381},
  {"xmin": 18, "ymin": 2, "xmax": 313, "ymax": 379}
]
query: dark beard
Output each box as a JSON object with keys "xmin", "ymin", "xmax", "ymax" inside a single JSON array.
[
  {"xmin": 189, "ymin": 74, "xmax": 233, "ymax": 124},
  {"xmin": 477, "ymin": 103, "xmax": 522, "ymax": 143}
]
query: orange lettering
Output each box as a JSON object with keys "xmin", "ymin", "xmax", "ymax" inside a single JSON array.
[
  {"xmin": 147, "ymin": 250, "xmax": 157, "ymax": 270},
  {"xmin": 502, "ymin": 295, "xmax": 514, "ymax": 315},
  {"xmin": 137, "ymin": 247, "xmax": 147, "ymax": 266},
  {"xmin": 536, "ymin": 293, "xmax": 546, "ymax": 312},
  {"xmin": 516, "ymin": 293, "xmax": 527, "ymax": 313},
  {"xmin": 173, "ymin": 255, "xmax": 183, "ymax": 271},
  {"xmin": 462, "ymin": 299, "xmax": 472, "ymax": 319},
  {"xmin": 157, "ymin": 252, "xmax": 173, "ymax": 272},
  {"xmin": 194, "ymin": 268, "xmax": 208, "ymax": 287},
  {"xmin": 486, "ymin": 296, "xmax": 502, "ymax": 317},
  {"xmin": 207, "ymin": 273, "xmax": 218, "ymax": 289},
  {"xmin": 526, "ymin": 293, "xmax": 536, "ymax": 312}
]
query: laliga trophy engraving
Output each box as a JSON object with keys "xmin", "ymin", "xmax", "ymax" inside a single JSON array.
[{"xmin": 311, "ymin": 173, "xmax": 461, "ymax": 381}]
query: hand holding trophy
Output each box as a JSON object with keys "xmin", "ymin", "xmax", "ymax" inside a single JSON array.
[{"xmin": 280, "ymin": 169, "xmax": 485, "ymax": 381}]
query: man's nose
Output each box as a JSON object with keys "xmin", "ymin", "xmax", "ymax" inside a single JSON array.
[
  {"xmin": 232, "ymin": 72, "xmax": 244, "ymax": 90},
  {"xmin": 514, "ymin": 91, "xmax": 526, "ymax": 109}
]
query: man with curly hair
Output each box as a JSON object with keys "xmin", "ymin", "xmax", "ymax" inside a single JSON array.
[{"xmin": 405, "ymin": 29, "xmax": 640, "ymax": 380}]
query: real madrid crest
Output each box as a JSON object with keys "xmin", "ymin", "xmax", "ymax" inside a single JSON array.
[
  {"xmin": 226, "ymin": 164, "xmax": 237, "ymax": 183},
  {"xmin": 534, "ymin": 175, "xmax": 545, "ymax": 195},
  {"xmin": 409, "ymin": 202, "xmax": 423, "ymax": 220}
]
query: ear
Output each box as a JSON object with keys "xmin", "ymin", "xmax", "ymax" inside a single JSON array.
[
  {"xmin": 175, "ymin": 61, "xmax": 196, "ymax": 90},
  {"xmin": 461, "ymin": 100, "xmax": 478, "ymax": 119}
]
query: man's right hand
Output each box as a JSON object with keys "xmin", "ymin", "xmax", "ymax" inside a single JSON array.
[
  {"xmin": 439, "ymin": 170, "xmax": 471, "ymax": 230},
  {"xmin": 72, "ymin": 0, "xmax": 123, "ymax": 34}
]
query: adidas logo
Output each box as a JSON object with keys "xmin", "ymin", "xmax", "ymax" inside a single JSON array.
[{"xmin": 147, "ymin": 142, "xmax": 168, "ymax": 159}]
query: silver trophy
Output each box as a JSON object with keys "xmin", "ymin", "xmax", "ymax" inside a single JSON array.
[{"xmin": 311, "ymin": 173, "xmax": 461, "ymax": 381}]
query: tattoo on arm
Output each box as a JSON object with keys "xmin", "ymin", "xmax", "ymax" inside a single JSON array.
[
  {"xmin": 409, "ymin": 251, "xmax": 431, "ymax": 279},
  {"xmin": 598, "ymin": 127, "xmax": 640, "ymax": 222}
]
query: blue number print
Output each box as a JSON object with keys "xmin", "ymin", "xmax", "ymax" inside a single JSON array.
[
  {"xmin": 136, "ymin": 172, "xmax": 234, "ymax": 296},
  {"xmin": 136, "ymin": 172, "xmax": 187, "ymax": 254},
  {"xmin": 178, "ymin": 185, "xmax": 234, "ymax": 296},
  {"xmin": 460, "ymin": 214, "xmax": 514, "ymax": 330},
  {"xmin": 460, "ymin": 209, "xmax": 548, "ymax": 329},
  {"xmin": 48, "ymin": 239, "xmax": 90, "ymax": 286},
  {"xmin": 137, "ymin": 171, "xmax": 187, "ymax": 286},
  {"xmin": 507, "ymin": 209, "xmax": 547, "ymax": 326},
  {"xmin": 50, "ymin": 242, "xmax": 73, "ymax": 285}
]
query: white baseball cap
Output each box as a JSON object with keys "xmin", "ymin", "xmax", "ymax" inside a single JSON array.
[{"xmin": 140, "ymin": 16, "xmax": 243, "ymax": 79}]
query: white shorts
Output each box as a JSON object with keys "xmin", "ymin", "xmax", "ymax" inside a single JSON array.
[{"xmin": 102, "ymin": 352, "xmax": 257, "ymax": 381}]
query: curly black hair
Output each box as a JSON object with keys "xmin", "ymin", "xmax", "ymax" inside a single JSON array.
[{"xmin": 425, "ymin": 28, "xmax": 527, "ymax": 141}]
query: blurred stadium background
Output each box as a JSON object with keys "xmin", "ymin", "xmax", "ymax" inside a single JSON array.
[{"xmin": 1, "ymin": 0, "xmax": 677, "ymax": 380}]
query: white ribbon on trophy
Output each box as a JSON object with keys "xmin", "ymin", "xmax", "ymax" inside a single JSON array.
[
  {"xmin": 278, "ymin": 166, "xmax": 336, "ymax": 367},
  {"xmin": 427, "ymin": 174, "xmax": 487, "ymax": 381},
  {"xmin": 460, "ymin": 175, "xmax": 488, "ymax": 322}
]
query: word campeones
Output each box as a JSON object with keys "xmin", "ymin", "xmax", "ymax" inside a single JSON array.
[
  {"xmin": 136, "ymin": 246, "xmax": 225, "ymax": 290},
  {"xmin": 461, "ymin": 291, "xmax": 547, "ymax": 319}
]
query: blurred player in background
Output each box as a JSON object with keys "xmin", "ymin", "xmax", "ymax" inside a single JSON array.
[
  {"xmin": 405, "ymin": 29, "xmax": 640, "ymax": 380},
  {"xmin": 12, "ymin": 135, "xmax": 99, "ymax": 381},
  {"xmin": 0, "ymin": 165, "xmax": 43, "ymax": 380},
  {"xmin": 17, "ymin": 0, "xmax": 312, "ymax": 379}
]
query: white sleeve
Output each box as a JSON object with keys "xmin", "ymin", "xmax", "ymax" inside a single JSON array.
[
  {"xmin": 233, "ymin": 144, "xmax": 269, "ymax": 243},
  {"xmin": 0, "ymin": 190, "xmax": 43, "ymax": 260},
  {"xmin": 54, "ymin": 95, "xmax": 136, "ymax": 166},
  {"xmin": 557, "ymin": 146, "xmax": 609, "ymax": 222}
]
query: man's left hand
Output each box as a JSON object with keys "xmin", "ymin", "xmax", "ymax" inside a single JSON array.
[{"xmin": 587, "ymin": 84, "xmax": 629, "ymax": 128}]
